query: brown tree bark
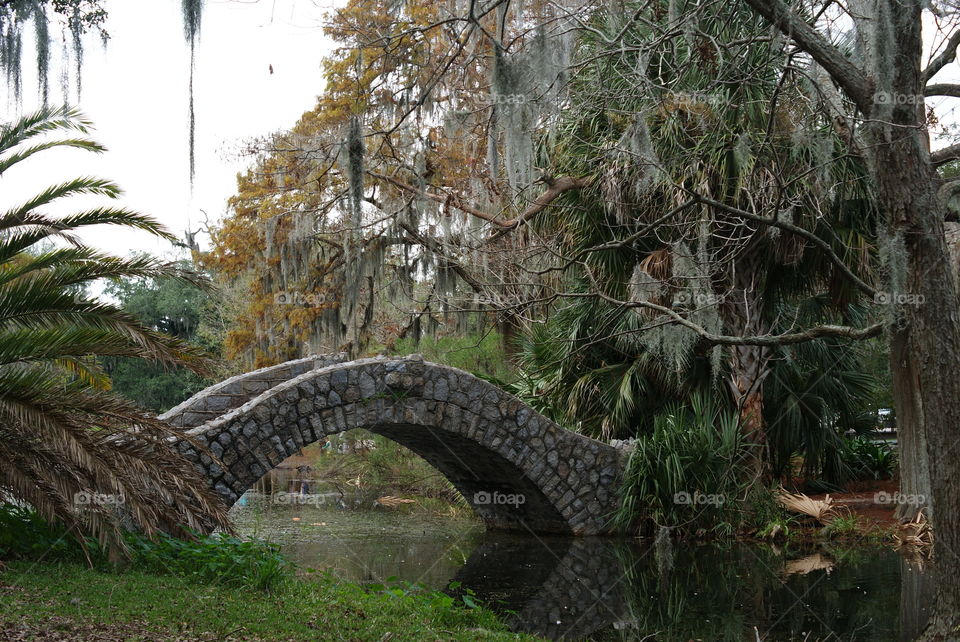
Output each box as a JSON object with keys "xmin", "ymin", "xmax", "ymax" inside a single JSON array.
[
  {"xmin": 863, "ymin": 4, "xmax": 960, "ymax": 634},
  {"xmin": 740, "ymin": 0, "xmax": 960, "ymax": 635}
]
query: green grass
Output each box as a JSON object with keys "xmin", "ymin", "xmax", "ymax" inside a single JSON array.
[
  {"xmin": 0, "ymin": 560, "xmax": 534, "ymax": 641},
  {"xmin": 822, "ymin": 514, "xmax": 861, "ymax": 538}
]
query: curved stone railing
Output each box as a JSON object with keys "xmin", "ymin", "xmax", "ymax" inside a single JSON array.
[
  {"xmin": 160, "ymin": 353, "xmax": 347, "ymax": 428},
  {"xmin": 174, "ymin": 355, "xmax": 622, "ymax": 535}
]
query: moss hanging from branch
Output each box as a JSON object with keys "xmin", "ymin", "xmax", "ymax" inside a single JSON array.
[
  {"xmin": 182, "ymin": 0, "xmax": 203, "ymax": 185},
  {"xmin": 33, "ymin": 1, "xmax": 49, "ymax": 104},
  {"xmin": 0, "ymin": 1, "xmax": 107, "ymax": 105}
]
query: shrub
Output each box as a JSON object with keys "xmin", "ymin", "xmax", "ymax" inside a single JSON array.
[
  {"xmin": 0, "ymin": 503, "xmax": 89, "ymax": 562},
  {"xmin": 612, "ymin": 394, "xmax": 780, "ymax": 537},
  {"xmin": 840, "ymin": 436, "xmax": 898, "ymax": 481},
  {"xmin": 0, "ymin": 503, "xmax": 291, "ymax": 592},
  {"xmin": 126, "ymin": 531, "xmax": 292, "ymax": 592}
]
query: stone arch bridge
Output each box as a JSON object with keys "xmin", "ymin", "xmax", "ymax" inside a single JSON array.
[{"xmin": 161, "ymin": 355, "xmax": 623, "ymax": 535}]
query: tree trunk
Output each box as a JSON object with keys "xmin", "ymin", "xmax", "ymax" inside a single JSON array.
[
  {"xmin": 723, "ymin": 271, "xmax": 772, "ymax": 473},
  {"xmin": 890, "ymin": 326, "xmax": 931, "ymax": 522},
  {"xmin": 863, "ymin": 3, "xmax": 960, "ymax": 634}
]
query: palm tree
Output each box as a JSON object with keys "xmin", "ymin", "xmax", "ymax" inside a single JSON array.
[
  {"xmin": 0, "ymin": 107, "xmax": 230, "ymax": 555},
  {"xmin": 518, "ymin": 1, "xmax": 880, "ymax": 473}
]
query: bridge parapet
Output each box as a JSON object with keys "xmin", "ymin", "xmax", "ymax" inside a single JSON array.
[{"xmin": 160, "ymin": 353, "xmax": 348, "ymax": 428}]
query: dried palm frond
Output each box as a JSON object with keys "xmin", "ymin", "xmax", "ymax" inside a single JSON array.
[
  {"xmin": 775, "ymin": 488, "xmax": 839, "ymax": 524},
  {"xmin": 894, "ymin": 512, "xmax": 933, "ymax": 556}
]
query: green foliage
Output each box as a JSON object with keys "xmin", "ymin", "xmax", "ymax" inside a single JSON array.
[
  {"xmin": 840, "ymin": 437, "xmax": 898, "ymax": 481},
  {"xmin": 757, "ymin": 518, "xmax": 794, "ymax": 542},
  {"xmin": 0, "ymin": 502, "xmax": 290, "ymax": 592},
  {"xmin": 514, "ymin": 293, "xmax": 714, "ymax": 439},
  {"xmin": 512, "ymin": 0, "xmax": 883, "ymax": 460},
  {"xmin": 104, "ymin": 264, "xmax": 207, "ymax": 339},
  {"xmin": 392, "ymin": 331, "xmax": 514, "ymax": 384},
  {"xmin": 764, "ymin": 300, "xmax": 882, "ymax": 483},
  {"xmin": 126, "ymin": 532, "xmax": 292, "ymax": 592},
  {"xmin": 613, "ymin": 394, "xmax": 781, "ymax": 537},
  {"xmin": 0, "ymin": 503, "xmax": 84, "ymax": 561},
  {"xmin": 101, "ymin": 264, "xmax": 221, "ymax": 412},
  {"xmin": 861, "ymin": 337, "xmax": 894, "ymax": 410},
  {"xmin": 821, "ymin": 513, "xmax": 861, "ymax": 539},
  {"xmin": 1, "ymin": 559, "xmax": 525, "ymax": 640},
  {"xmin": 102, "ymin": 359, "xmax": 208, "ymax": 413},
  {"xmin": 362, "ymin": 577, "xmax": 485, "ymax": 624}
]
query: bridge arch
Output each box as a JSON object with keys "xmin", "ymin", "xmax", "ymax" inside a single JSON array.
[{"xmin": 172, "ymin": 355, "xmax": 622, "ymax": 535}]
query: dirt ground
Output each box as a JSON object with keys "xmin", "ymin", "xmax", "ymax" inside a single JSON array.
[{"xmin": 808, "ymin": 478, "xmax": 901, "ymax": 528}]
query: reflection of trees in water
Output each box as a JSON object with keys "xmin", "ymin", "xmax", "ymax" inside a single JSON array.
[{"xmin": 452, "ymin": 535, "xmax": 926, "ymax": 641}]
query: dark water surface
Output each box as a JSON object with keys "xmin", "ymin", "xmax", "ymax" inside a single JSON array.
[{"xmin": 231, "ymin": 479, "xmax": 931, "ymax": 641}]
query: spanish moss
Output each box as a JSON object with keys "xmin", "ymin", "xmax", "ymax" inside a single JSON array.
[
  {"xmin": 182, "ymin": 0, "xmax": 204, "ymax": 185},
  {"xmin": 0, "ymin": 1, "xmax": 106, "ymax": 106}
]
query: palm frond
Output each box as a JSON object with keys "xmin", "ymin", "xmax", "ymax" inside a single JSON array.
[{"xmin": 0, "ymin": 108, "xmax": 230, "ymax": 556}]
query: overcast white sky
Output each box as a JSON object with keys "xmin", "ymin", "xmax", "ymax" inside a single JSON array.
[{"xmin": 4, "ymin": 0, "xmax": 341, "ymax": 256}]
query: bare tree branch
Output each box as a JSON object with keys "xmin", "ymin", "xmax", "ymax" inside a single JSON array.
[
  {"xmin": 924, "ymin": 27, "xmax": 960, "ymax": 81},
  {"xmin": 741, "ymin": 0, "xmax": 874, "ymax": 113},
  {"xmin": 925, "ymin": 82, "xmax": 960, "ymax": 97},
  {"xmin": 591, "ymin": 286, "xmax": 884, "ymax": 347},
  {"xmin": 370, "ymin": 171, "xmax": 589, "ymax": 230},
  {"xmin": 931, "ymin": 142, "xmax": 960, "ymax": 167},
  {"xmin": 692, "ymin": 193, "xmax": 877, "ymax": 297}
]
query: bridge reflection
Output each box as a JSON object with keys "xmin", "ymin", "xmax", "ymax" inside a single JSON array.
[{"xmin": 450, "ymin": 534, "xmax": 928, "ymax": 641}]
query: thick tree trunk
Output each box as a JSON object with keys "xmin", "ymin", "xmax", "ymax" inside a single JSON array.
[
  {"xmin": 890, "ymin": 326, "xmax": 931, "ymax": 523},
  {"xmin": 864, "ymin": 3, "xmax": 960, "ymax": 635}
]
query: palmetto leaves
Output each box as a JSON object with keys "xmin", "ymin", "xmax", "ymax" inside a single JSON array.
[
  {"xmin": 519, "ymin": 1, "xmax": 880, "ymax": 457},
  {"xmin": 0, "ymin": 108, "xmax": 230, "ymax": 555}
]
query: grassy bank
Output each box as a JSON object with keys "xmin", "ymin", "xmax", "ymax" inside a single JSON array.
[
  {"xmin": 0, "ymin": 505, "xmax": 529, "ymax": 641},
  {"xmin": 0, "ymin": 560, "xmax": 532, "ymax": 641}
]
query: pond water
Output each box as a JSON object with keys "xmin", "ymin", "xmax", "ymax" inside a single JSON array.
[{"xmin": 231, "ymin": 472, "xmax": 932, "ymax": 641}]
